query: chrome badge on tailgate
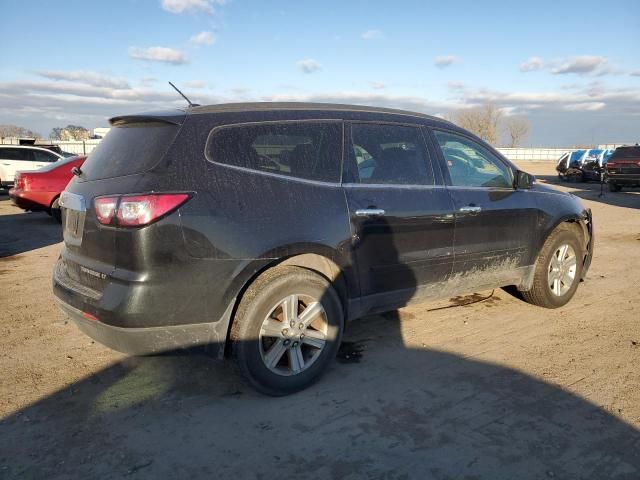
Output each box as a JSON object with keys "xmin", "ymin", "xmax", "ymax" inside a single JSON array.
[{"xmin": 59, "ymin": 191, "xmax": 86, "ymax": 246}]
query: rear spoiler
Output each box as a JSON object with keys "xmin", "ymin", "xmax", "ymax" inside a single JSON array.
[{"xmin": 109, "ymin": 110, "xmax": 186, "ymax": 127}]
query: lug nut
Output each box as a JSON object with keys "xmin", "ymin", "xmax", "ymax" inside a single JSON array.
[
  {"xmin": 284, "ymin": 339, "xmax": 291, "ymax": 346},
  {"xmin": 292, "ymin": 341, "xmax": 299, "ymax": 347},
  {"xmin": 298, "ymin": 323, "xmax": 304, "ymax": 330},
  {"xmin": 290, "ymin": 320, "xmax": 296, "ymax": 328},
  {"xmin": 299, "ymin": 334, "xmax": 305, "ymax": 340},
  {"xmin": 282, "ymin": 328, "xmax": 289, "ymax": 336}
]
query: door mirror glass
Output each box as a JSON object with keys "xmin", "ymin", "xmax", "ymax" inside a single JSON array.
[{"xmin": 515, "ymin": 170, "xmax": 535, "ymax": 189}]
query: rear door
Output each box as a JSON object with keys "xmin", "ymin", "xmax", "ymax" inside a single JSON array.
[
  {"xmin": 343, "ymin": 122, "xmax": 455, "ymax": 314},
  {"xmin": 429, "ymin": 128, "xmax": 539, "ymax": 285}
]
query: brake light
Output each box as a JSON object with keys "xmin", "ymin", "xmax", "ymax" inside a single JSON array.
[{"xmin": 94, "ymin": 193, "xmax": 190, "ymax": 227}]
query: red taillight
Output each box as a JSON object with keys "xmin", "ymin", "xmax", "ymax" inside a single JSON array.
[
  {"xmin": 94, "ymin": 193, "xmax": 190, "ymax": 227},
  {"xmin": 94, "ymin": 196, "xmax": 119, "ymax": 225}
]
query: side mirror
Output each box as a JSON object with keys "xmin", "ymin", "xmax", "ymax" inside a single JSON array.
[{"xmin": 514, "ymin": 170, "xmax": 535, "ymax": 189}]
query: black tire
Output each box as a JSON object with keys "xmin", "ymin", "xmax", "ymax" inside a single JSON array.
[
  {"xmin": 231, "ymin": 266, "xmax": 344, "ymax": 396},
  {"xmin": 50, "ymin": 197, "xmax": 62, "ymax": 223},
  {"xmin": 521, "ymin": 224, "xmax": 584, "ymax": 309},
  {"xmin": 609, "ymin": 182, "xmax": 622, "ymax": 192}
]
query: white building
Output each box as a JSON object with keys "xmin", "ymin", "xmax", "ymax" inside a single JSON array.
[{"xmin": 93, "ymin": 127, "xmax": 111, "ymax": 139}]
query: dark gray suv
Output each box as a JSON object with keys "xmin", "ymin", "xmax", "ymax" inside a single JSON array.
[{"xmin": 53, "ymin": 103, "xmax": 593, "ymax": 395}]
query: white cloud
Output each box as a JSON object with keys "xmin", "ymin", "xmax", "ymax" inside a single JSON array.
[
  {"xmin": 370, "ymin": 81, "xmax": 386, "ymax": 90},
  {"xmin": 551, "ymin": 56, "xmax": 609, "ymax": 75},
  {"xmin": 520, "ymin": 57, "xmax": 544, "ymax": 72},
  {"xmin": 160, "ymin": 0, "xmax": 225, "ymax": 14},
  {"xmin": 190, "ymin": 31, "xmax": 216, "ymax": 46},
  {"xmin": 184, "ymin": 80, "xmax": 208, "ymax": 89},
  {"xmin": 434, "ymin": 56, "xmax": 459, "ymax": 68},
  {"xmin": 563, "ymin": 102, "xmax": 606, "ymax": 111},
  {"xmin": 129, "ymin": 46, "xmax": 188, "ymax": 65},
  {"xmin": 35, "ymin": 70, "xmax": 130, "ymax": 89},
  {"xmin": 630, "ymin": 70, "xmax": 640, "ymax": 77},
  {"xmin": 447, "ymin": 81, "xmax": 465, "ymax": 90},
  {"xmin": 297, "ymin": 59, "xmax": 322, "ymax": 74},
  {"xmin": 361, "ymin": 29, "xmax": 383, "ymax": 40}
]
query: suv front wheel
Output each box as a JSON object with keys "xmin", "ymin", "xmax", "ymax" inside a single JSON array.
[
  {"xmin": 231, "ymin": 266, "xmax": 344, "ymax": 396},
  {"xmin": 521, "ymin": 224, "xmax": 584, "ymax": 308}
]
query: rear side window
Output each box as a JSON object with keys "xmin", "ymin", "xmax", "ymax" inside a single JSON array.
[
  {"xmin": 348, "ymin": 123, "xmax": 434, "ymax": 185},
  {"xmin": 206, "ymin": 121, "xmax": 342, "ymax": 182},
  {"xmin": 80, "ymin": 122, "xmax": 180, "ymax": 180}
]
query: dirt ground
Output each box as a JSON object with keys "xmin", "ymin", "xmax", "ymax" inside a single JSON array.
[{"xmin": 1, "ymin": 162, "xmax": 639, "ymax": 479}]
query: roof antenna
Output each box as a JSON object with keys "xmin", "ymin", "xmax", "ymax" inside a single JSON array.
[{"xmin": 168, "ymin": 81, "xmax": 199, "ymax": 108}]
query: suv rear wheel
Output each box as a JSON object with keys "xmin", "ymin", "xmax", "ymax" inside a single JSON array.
[
  {"xmin": 521, "ymin": 224, "xmax": 584, "ymax": 308},
  {"xmin": 231, "ymin": 266, "xmax": 344, "ymax": 396}
]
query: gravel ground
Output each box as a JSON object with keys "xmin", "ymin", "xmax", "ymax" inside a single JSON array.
[{"xmin": 0, "ymin": 161, "xmax": 639, "ymax": 479}]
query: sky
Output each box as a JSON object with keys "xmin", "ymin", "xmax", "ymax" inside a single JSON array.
[{"xmin": 0, "ymin": 0, "xmax": 638, "ymax": 146}]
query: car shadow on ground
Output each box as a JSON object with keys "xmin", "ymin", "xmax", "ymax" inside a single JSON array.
[
  {"xmin": 0, "ymin": 211, "xmax": 61, "ymax": 257},
  {"xmin": 1, "ymin": 313, "xmax": 639, "ymax": 479},
  {"xmin": 536, "ymin": 175, "xmax": 640, "ymax": 210}
]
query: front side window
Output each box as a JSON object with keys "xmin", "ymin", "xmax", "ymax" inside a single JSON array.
[
  {"xmin": 349, "ymin": 123, "xmax": 434, "ymax": 185},
  {"xmin": 433, "ymin": 130, "xmax": 512, "ymax": 188},
  {"xmin": 32, "ymin": 150, "xmax": 59, "ymax": 162},
  {"xmin": 207, "ymin": 121, "xmax": 342, "ymax": 182}
]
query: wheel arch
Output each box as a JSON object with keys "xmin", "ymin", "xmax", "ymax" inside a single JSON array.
[
  {"xmin": 219, "ymin": 243, "xmax": 354, "ymax": 358},
  {"xmin": 521, "ymin": 211, "xmax": 592, "ymax": 291}
]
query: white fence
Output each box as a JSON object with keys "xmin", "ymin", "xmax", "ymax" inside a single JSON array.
[
  {"xmin": 51, "ymin": 140, "xmax": 101, "ymax": 155},
  {"xmin": 497, "ymin": 148, "xmax": 568, "ymax": 162}
]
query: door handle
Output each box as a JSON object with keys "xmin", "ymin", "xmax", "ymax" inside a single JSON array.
[
  {"xmin": 355, "ymin": 208, "xmax": 386, "ymax": 217},
  {"xmin": 459, "ymin": 206, "xmax": 482, "ymax": 213}
]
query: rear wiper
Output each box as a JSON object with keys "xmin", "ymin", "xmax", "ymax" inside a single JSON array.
[{"xmin": 71, "ymin": 166, "xmax": 82, "ymax": 177}]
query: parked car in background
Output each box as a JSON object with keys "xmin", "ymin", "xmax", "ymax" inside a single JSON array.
[
  {"xmin": 556, "ymin": 150, "xmax": 585, "ymax": 180},
  {"xmin": 9, "ymin": 156, "xmax": 86, "ymax": 222},
  {"xmin": 557, "ymin": 149, "xmax": 613, "ymax": 182},
  {"xmin": 606, "ymin": 145, "xmax": 640, "ymax": 191},
  {"xmin": 581, "ymin": 149, "xmax": 614, "ymax": 182},
  {"xmin": 52, "ymin": 103, "xmax": 593, "ymax": 395},
  {"xmin": 0, "ymin": 145, "xmax": 63, "ymax": 189}
]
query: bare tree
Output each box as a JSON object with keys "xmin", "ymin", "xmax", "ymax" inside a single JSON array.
[
  {"xmin": 0, "ymin": 124, "xmax": 40, "ymax": 139},
  {"xmin": 451, "ymin": 103, "xmax": 502, "ymax": 145},
  {"xmin": 50, "ymin": 125, "xmax": 90, "ymax": 141},
  {"xmin": 504, "ymin": 117, "xmax": 530, "ymax": 147}
]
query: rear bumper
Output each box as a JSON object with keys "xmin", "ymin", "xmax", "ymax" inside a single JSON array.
[
  {"xmin": 52, "ymin": 257, "xmax": 236, "ymax": 358},
  {"xmin": 55, "ymin": 299, "xmax": 225, "ymax": 356},
  {"xmin": 9, "ymin": 189, "xmax": 48, "ymax": 211},
  {"xmin": 607, "ymin": 174, "xmax": 640, "ymax": 185}
]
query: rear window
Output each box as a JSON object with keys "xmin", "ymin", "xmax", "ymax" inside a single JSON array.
[
  {"xmin": 206, "ymin": 121, "xmax": 342, "ymax": 182},
  {"xmin": 80, "ymin": 122, "xmax": 180, "ymax": 180},
  {"xmin": 610, "ymin": 146, "xmax": 640, "ymax": 160}
]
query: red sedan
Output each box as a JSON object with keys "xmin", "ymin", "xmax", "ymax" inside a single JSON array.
[{"xmin": 9, "ymin": 156, "xmax": 86, "ymax": 222}]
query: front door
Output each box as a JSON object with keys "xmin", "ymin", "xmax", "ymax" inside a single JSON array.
[
  {"xmin": 343, "ymin": 122, "xmax": 455, "ymax": 315},
  {"xmin": 430, "ymin": 129, "xmax": 539, "ymax": 286}
]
